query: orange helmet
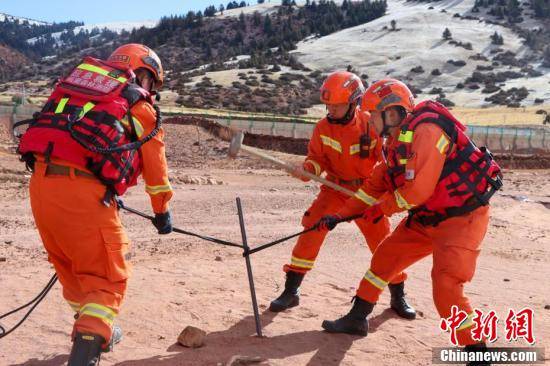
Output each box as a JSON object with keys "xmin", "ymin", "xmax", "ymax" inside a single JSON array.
[
  {"xmin": 361, "ymin": 79, "xmax": 414, "ymax": 113},
  {"xmin": 320, "ymin": 71, "xmax": 365, "ymax": 105},
  {"xmin": 108, "ymin": 43, "xmax": 164, "ymax": 89}
]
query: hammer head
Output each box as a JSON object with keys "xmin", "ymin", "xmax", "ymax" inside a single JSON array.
[{"xmin": 228, "ymin": 130, "xmax": 244, "ymax": 159}]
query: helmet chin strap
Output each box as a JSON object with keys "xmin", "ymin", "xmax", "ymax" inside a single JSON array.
[{"xmin": 327, "ymin": 102, "xmax": 357, "ymax": 125}]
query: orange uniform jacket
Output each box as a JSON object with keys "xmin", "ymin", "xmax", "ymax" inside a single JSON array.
[
  {"xmin": 36, "ymin": 100, "xmax": 173, "ymax": 214},
  {"xmin": 304, "ymin": 110, "xmax": 382, "ymax": 182},
  {"xmin": 338, "ymin": 123, "xmax": 451, "ymax": 217},
  {"xmin": 130, "ymin": 101, "xmax": 173, "ymax": 214}
]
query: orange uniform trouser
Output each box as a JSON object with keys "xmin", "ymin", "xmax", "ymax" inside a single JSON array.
[
  {"xmin": 29, "ymin": 161, "xmax": 130, "ymax": 346},
  {"xmin": 356, "ymin": 206, "xmax": 490, "ymax": 346},
  {"xmin": 284, "ymin": 186, "xmax": 406, "ymax": 285}
]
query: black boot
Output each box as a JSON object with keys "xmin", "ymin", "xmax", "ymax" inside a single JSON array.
[
  {"xmin": 321, "ymin": 296, "xmax": 374, "ymax": 336},
  {"xmin": 68, "ymin": 332, "xmax": 104, "ymax": 366},
  {"xmin": 465, "ymin": 343, "xmax": 490, "ymax": 366},
  {"xmin": 388, "ymin": 282, "xmax": 416, "ymax": 320},
  {"xmin": 269, "ymin": 271, "xmax": 304, "ymax": 312}
]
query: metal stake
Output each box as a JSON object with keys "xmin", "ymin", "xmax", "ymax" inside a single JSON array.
[{"xmin": 236, "ymin": 197, "xmax": 263, "ymax": 337}]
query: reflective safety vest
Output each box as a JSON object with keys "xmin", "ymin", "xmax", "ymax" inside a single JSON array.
[
  {"xmin": 384, "ymin": 101, "xmax": 503, "ymax": 226},
  {"xmin": 17, "ymin": 56, "xmax": 159, "ymax": 198}
]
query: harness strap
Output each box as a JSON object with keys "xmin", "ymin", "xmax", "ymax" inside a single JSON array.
[
  {"xmin": 409, "ymin": 198, "xmax": 482, "ymax": 227},
  {"xmin": 43, "ymin": 102, "xmax": 119, "ymax": 126},
  {"xmin": 408, "ymin": 178, "xmax": 501, "ymax": 227},
  {"xmin": 398, "ymin": 108, "xmax": 502, "ymax": 227}
]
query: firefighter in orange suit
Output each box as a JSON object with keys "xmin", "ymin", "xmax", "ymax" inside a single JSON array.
[
  {"xmin": 269, "ymin": 72, "xmax": 415, "ymax": 320},
  {"xmin": 319, "ymin": 79, "xmax": 502, "ymax": 359},
  {"xmin": 18, "ymin": 44, "xmax": 173, "ymax": 365}
]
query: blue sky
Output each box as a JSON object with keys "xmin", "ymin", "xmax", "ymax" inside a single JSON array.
[{"xmin": 1, "ymin": 1, "xmax": 231, "ymax": 24}]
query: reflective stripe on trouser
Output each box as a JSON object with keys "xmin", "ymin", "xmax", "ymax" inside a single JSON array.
[
  {"xmin": 29, "ymin": 161, "xmax": 130, "ymax": 346},
  {"xmin": 356, "ymin": 206, "xmax": 490, "ymax": 346},
  {"xmin": 283, "ymin": 186, "xmax": 404, "ymax": 284},
  {"xmin": 80, "ymin": 303, "xmax": 117, "ymax": 326}
]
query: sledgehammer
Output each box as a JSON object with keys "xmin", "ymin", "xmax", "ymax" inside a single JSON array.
[{"xmin": 228, "ymin": 130, "xmax": 356, "ymax": 197}]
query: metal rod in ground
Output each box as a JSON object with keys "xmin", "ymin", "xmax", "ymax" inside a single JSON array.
[{"xmin": 236, "ymin": 197, "xmax": 263, "ymax": 337}]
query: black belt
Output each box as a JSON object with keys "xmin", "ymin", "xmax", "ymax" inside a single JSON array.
[
  {"xmin": 44, "ymin": 163, "xmax": 96, "ymax": 180},
  {"xmin": 408, "ymin": 196, "xmax": 488, "ymax": 227}
]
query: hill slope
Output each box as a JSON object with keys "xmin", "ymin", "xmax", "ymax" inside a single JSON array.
[
  {"xmin": 293, "ymin": 0, "xmax": 549, "ymax": 107},
  {"xmin": 1, "ymin": 0, "xmax": 549, "ymax": 111}
]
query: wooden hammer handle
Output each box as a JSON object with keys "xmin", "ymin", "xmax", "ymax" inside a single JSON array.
[{"xmin": 240, "ymin": 145, "xmax": 356, "ymax": 197}]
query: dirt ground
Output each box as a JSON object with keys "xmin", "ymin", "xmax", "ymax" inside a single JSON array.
[{"xmin": 1, "ymin": 124, "xmax": 549, "ymax": 366}]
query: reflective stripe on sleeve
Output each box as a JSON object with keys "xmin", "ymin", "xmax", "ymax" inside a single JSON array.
[
  {"xmin": 121, "ymin": 115, "xmax": 145, "ymax": 138},
  {"xmin": 354, "ymin": 189, "xmax": 377, "ymax": 206},
  {"xmin": 394, "ymin": 190, "xmax": 415, "ymax": 210},
  {"xmin": 320, "ymin": 135, "xmax": 342, "ymax": 153},
  {"xmin": 305, "ymin": 159, "xmax": 322, "ymax": 176},
  {"xmin": 146, "ymin": 183, "xmax": 172, "ymax": 195},
  {"xmin": 436, "ymin": 134, "xmax": 450, "ymax": 155}
]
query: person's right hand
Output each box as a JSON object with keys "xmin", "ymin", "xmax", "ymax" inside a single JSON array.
[
  {"xmin": 288, "ymin": 164, "xmax": 311, "ymax": 182},
  {"xmin": 317, "ymin": 215, "xmax": 342, "ymax": 231}
]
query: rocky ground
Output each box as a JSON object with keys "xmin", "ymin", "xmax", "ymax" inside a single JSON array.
[{"xmin": 0, "ymin": 123, "xmax": 549, "ymax": 365}]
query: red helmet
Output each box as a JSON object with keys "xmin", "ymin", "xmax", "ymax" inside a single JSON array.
[
  {"xmin": 320, "ymin": 71, "xmax": 365, "ymax": 105},
  {"xmin": 361, "ymin": 79, "xmax": 414, "ymax": 113},
  {"xmin": 108, "ymin": 43, "xmax": 164, "ymax": 89}
]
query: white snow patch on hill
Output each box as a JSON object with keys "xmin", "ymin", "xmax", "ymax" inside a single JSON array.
[
  {"xmin": 219, "ymin": 0, "xmax": 349, "ymax": 17},
  {"xmin": 218, "ymin": 2, "xmax": 280, "ymax": 18},
  {"xmin": 69, "ymin": 20, "xmax": 158, "ymax": 34},
  {"xmin": 186, "ymin": 65, "xmax": 298, "ymax": 88},
  {"xmin": 0, "ymin": 12, "xmax": 50, "ymax": 26},
  {"xmin": 293, "ymin": 0, "xmax": 550, "ymax": 107},
  {"xmin": 182, "ymin": 55, "xmax": 252, "ymax": 75},
  {"xmin": 27, "ymin": 20, "xmax": 158, "ymax": 44}
]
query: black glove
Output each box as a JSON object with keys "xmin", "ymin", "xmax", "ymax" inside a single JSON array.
[
  {"xmin": 317, "ymin": 215, "xmax": 342, "ymax": 231},
  {"xmin": 115, "ymin": 198, "xmax": 124, "ymax": 210},
  {"xmin": 152, "ymin": 211, "xmax": 172, "ymax": 234}
]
